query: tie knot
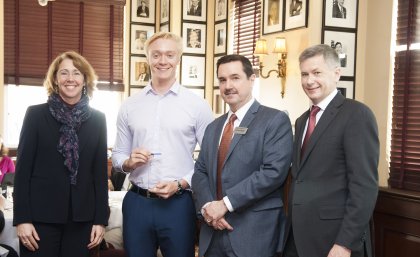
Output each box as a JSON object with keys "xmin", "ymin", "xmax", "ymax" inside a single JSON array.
[
  {"xmin": 229, "ymin": 114, "xmax": 237, "ymax": 123},
  {"xmin": 310, "ymin": 106, "xmax": 321, "ymax": 116}
]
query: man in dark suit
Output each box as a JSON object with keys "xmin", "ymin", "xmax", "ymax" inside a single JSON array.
[
  {"xmin": 192, "ymin": 54, "xmax": 293, "ymax": 257},
  {"xmin": 332, "ymin": 0, "xmax": 346, "ymax": 18},
  {"xmin": 188, "ymin": 0, "xmax": 201, "ymax": 16},
  {"xmin": 283, "ymin": 44, "xmax": 379, "ymax": 257},
  {"xmin": 137, "ymin": 0, "xmax": 149, "ymax": 18},
  {"xmin": 290, "ymin": 0, "xmax": 303, "ymax": 17}
]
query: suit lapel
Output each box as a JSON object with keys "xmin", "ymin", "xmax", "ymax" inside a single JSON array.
[
  {"xmin": 299, "ymin": 93, "xmax": 345, "ymax": 167},
  {"xmin": 295, "ymin": 110, "xmax": 310, "ymax": 166},
  {"xmin": 224, "ymin": 101, "xmax": 260, "ymax": 164}
]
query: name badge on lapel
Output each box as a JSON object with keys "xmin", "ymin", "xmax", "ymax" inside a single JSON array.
[{"xmin": 234, "ymin": 127, "xmax": 248, "ymax": 135}]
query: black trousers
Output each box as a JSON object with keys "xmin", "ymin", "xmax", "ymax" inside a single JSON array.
[
  {"xmin": 20, "ymin": 220, "xmax": 93, "ymax": 257},
  {"xmin": 283, "ymin": 229, "xmax": 299, "ymax": 257}
]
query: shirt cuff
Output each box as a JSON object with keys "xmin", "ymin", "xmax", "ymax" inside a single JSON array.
[{"xmin": 223, "ymin": 196, "xmax": 234, "ymax": 212}]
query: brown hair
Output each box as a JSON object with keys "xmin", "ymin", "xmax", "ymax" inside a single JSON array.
[{"xmin": 44, "ymin": 51, "xmax": 98, "ymax": 98}]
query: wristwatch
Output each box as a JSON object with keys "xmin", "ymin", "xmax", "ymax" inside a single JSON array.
[{"xmin": 175, "ymin": 180, "xmax": 184, "ymax": 195}]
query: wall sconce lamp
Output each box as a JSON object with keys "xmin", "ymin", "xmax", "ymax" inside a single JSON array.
[
  {"xmin": 38, "ymin": 0, "xmax": 55, "ymax": 7},
  {"xmin": 254, "ymin": 37, "xmax": 288, "ymax": 98}
]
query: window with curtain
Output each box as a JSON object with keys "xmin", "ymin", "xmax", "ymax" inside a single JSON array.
[
  {"xmin": 233, "ymin": 0, "xmax": 261, "ymax": 66},
  {"xmin": 4, "ymin": 0, "xmax": 125, "ymax": 91},
  {"xmin": 389, "ymin": 0, "xmax": 420, "ymax": 191}
]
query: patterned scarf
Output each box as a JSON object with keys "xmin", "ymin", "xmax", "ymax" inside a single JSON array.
[{"xmin": 48, "ymin": 93, "xmax": 91, "ymax": 185}]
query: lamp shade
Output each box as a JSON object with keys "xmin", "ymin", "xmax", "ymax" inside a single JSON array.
[
  {"xmin": 254, "ymin": 39, "xmax": 268, "ymax": 55},
  {"xmin": 273, "ymin": 37, "xmax": 287, "ymax": 53}
]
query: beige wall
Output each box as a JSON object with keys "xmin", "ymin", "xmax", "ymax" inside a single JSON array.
[
  {"xmin": 362, "ymin": 0, "xmax": 394, "ymax": 186},
  {"xmin": 0, "ymin": 1, "xmax": 395, "ymax": 185}
]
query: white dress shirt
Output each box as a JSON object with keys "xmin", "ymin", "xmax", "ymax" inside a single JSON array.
[{"xmin": 112, "ymin": 82, "xmax": 214, "ymax": 188}]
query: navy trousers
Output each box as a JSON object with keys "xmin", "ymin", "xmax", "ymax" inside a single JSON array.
[{"xmin": 122, "ymin": 190, "xmax": 196, "ymax": 257}]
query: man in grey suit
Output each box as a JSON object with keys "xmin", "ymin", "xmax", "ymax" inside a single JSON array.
[
  {"xmin": 283, "ymin": 44, "xmax": 379, "ymax": 257},
  {"xmin": 192, "ymin": 54, "xmax": 293, "ymax": 257}
]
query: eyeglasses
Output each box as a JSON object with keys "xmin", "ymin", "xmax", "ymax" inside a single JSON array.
[{"xmin": 58, "ymin": 69, "xmax": 83, "ymax": 80}]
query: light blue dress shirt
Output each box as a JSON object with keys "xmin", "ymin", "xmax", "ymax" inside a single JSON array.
[{"xmin": 112, "ymin": 82, "xmax": 214, "ymax": 189}]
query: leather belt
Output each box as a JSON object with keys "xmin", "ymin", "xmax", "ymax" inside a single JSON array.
[
  {"xmin": 130, "ymin": 183, "xmax": 161, "ymax": 199},
  {"xmin": 129, "ymin": 183, "xmax": 190, "ymax": 199}
]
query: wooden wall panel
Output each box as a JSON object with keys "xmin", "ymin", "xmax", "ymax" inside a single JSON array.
[{"xmin": 374, "ymin": 187, "xmax": 420, "ymax": 257}]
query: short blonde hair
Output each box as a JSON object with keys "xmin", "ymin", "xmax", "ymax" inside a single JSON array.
[
  {"xmin": 44, "ymin": 51, "xmax": 98, "ymax": 98},
  {"xmin": 144, "ymin": 32, "xmax": 183, "ymax": 58}
]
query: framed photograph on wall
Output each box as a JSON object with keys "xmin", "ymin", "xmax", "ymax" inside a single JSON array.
[
  {"xmin": 182, "ymin": 0, "xmax": 207, "ymax": 22},
  {"xmin": 182, "ymin": 23, "xmax": 206, "ymax": 54},
  {"xmin": 284, "ymin": 0, "xmax": 308, "ymax": 30},
  {"xmin": 337, "ymin": 80, "xmax": 354, "ymax": 99},
  {"xmin": 214, "ymin": 56, "xmax": 222, "ymax": 86},
  {"xmin": 131, "ymin": 0, "xmax": 156, "ymax": 24},
  {"xmin": 131, "ymin": 24, "xmax": 155, "ymax": 55},
  {"xmin": 322, "ymin": 29, "xmax": 356, "ymax": 77},
  {"xmin": 214, "ymin": 22, "xmax": 227, "ymax": 55},
  {"xmin": 215, "ymin": 0, "xmax": 227, "ymax": 22},
  {"xmin": 160, "ymin": 0, "xmax": 170, "ymax": 24},
  {"xmin": 213, "ymin": 90, "xmax": 226, "ymax": 115},
  {"xmin": 323, "ymin": 0, "xmax": 358, "ymax": 29},
  {"xmin": 181, "ymin": 56, "xmax": 206, "ymax": 87},
  {"xmin": 263, "ymin": 0, "xmax": 284, "ymax": 35},
  {"xmin": 130, "ymin": 56, "xmax": 150, "ymax": 86}
]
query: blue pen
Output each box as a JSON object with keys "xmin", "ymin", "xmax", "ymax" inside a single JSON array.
[{"xmin": 151, "ymin": 152, "xmax": 162, "ymax": 156}]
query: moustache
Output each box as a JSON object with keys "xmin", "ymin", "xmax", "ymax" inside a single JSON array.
[{"xmin": 223, "ymin": 89, "xmax": 237, "ymax": 95}]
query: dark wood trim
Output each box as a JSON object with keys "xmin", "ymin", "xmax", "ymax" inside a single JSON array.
[{"xmin": 373, "ymin": 187, "xmax": 420, "ymax": 257}]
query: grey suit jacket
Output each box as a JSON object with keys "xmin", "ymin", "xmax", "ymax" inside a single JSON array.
[
  {"xmin": 192, "ymin": 101, "xmax": 293, "ymax": 257},
  {"xmin": 285, "ymin": 93, "xmax": 379, "ymax": 257}
]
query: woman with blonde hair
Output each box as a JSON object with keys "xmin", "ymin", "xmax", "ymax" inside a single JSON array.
[{"xmin": 13, "ymin": 51, "xmax": 108, "ymax": 257}]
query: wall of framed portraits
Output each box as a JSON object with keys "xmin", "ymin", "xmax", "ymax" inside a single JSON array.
[
  {"xmin": 321, "ymin": 0, "xmax": 359, "ymax": 99},
  {"xmin": 125, "ymin": 0, "xmax": 229, "ymax": 117},
  {"xmin": 128, "ymin": 0, "xmax": 156, "ymax": 96},
  {"xmin": 127, "ymin": 0, "xmax": 220, "ymax": 104},
  {"xmin": 255, "ymin": 0, "xmax": 361, "ymax": 117}
]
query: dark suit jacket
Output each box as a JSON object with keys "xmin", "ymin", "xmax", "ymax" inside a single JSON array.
[
  {"xmin": 332, "ymin": 3, "xmax": 346, "ymax": 18},
  {"xmin": 192, "ymin": 101, "xmax": 293, "ymax": 257},
  {"xmin": 285, "ymin": 93, "xmax": 379, "ymax": 257},
  {"xmin": 137, "ymin": 6, "xmax": 149, "ymax": 17},
  {"xmin": 188, "ymin": 3, "xmax": 202, "ymax": 16},
  {"xmin": 289, "ymin": 1, "xmax": 302, "ymax": 16},
  {"xmin": 13, "ymin": 103, "xmax": 108, "ymax": 226}
]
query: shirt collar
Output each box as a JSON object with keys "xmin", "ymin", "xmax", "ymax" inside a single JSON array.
[
  {"xmin": 145, "ymin": 81, "xmax": 180, "ymax": 96},
  {"xmin": 227, "ymin": 98, "xmax": 255, "ymax": 123},
  {"xmin": 313, "ymin": 89, "xmax": 338, "ymax": 111}
]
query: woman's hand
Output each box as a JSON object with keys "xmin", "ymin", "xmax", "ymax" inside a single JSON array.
[
  {"xmin": 17, "ymin": 223, "xmax": 40, "ymax": 251},
  {"xmin": 87, "ymin": 225, "xmax": 105, "ymax": 249}
]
